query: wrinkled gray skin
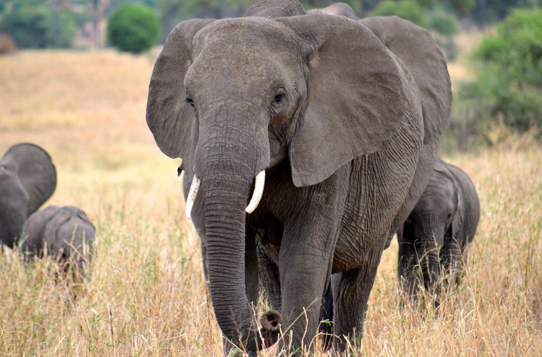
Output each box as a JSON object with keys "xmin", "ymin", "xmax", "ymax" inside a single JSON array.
[
  {"xmin": 146, "ymin": 0, "xmax": 451, "ymax": 354},
  {"xmin": 397, "ymin": 159, "xmax": 480, "ymax": 303},
  {"xmin": 21, "ymin": 205, "xmax": 95, "ymax": 272},
  {"xmin": 0, "ymin": 143, "xmax": 57, "ymax": 248},
  {"xmin": 308, "ymin": 2, "xmax": 359, "ymax": 19}
]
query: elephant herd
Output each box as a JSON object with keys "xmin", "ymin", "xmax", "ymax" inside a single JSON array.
[
  {"xmin": 0, "ymin": 143, "xmax": 95, "ymax": 275},
  {"xmin": 0, "ymin": 0, "xmax": 482, "ymax": 355}
]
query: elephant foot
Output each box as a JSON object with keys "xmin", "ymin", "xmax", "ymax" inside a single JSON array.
[{"xmin": 259, "ymin": 310, "xmax": 282, "ymax": 348}]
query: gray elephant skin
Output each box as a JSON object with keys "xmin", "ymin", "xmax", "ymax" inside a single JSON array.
[
  {"xmin": 397, "ymin": 159, "xmax": 480, "ymax": 302},
  {"xmin": 146, "ymin": 0, "xmax": 451, "ymax": 354},
  {"xmin": 0, "ymin": 143, "xmax": 57, "ymax": 248},
  {"xmin": 21, "ymin": 205, "xmax": 95, "ymax": 273}
]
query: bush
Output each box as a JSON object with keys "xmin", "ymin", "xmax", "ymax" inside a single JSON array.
[
  {"xmin": 368, "ymin": 1, "xmax": 428, "ymax": 28},
  {"xmin": 107, "ymin": 4, "xmax": 160, "ymax": 54},
  {"xmin": 449, "ymin": 8, "xmax": 542, "ymax": 150},
  {"xmin": 429, "ymin": 13, "xmax": 459, "ymax": 37},
  {"xmin": 0, "ymin": 5, "xmax": 77, "ymax": 48},
  {"xmin": 0, "ymin": 33, "xmax": 17, "ymax": 54}
]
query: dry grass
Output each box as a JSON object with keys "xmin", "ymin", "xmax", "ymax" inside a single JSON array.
[{"xmin": 0, "ymin": 50, "xmax": 541, "ymax": 356}]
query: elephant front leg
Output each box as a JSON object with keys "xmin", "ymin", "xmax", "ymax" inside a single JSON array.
[
  {"xmin": 277, "ymin": 223, "xmax": 336, "ymax": 355},
  {"xmin": 332, "ymin": 240, "xmax": 386, "ymax": 352}
]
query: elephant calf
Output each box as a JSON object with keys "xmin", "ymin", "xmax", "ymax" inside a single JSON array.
[
  {"xmin": 21, "ymin": 205, "xmax": 95, "ymax": 274},
  {"xmin": 397, "ymin": 159, "xmax": 480, "ymax": 302}
]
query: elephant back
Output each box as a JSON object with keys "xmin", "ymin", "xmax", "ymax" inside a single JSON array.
[
  {"xmin": 22, "ymin": 205, "xmax": 95, "ymax": 267},
  {"xmin": 0, "ymin": 143, "xmax": 57, "ymax": 216},
  {"xmin": 359, "ymin": 16, "xmax": 452, "ymax": 146},
  {"xmin": 245, "ymin": 0, "xmax": 306, "ymax": 17}
]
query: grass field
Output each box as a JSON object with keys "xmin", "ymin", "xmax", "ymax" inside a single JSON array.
[{"xmin": 0, "ymin": 50, "xmax": 541, "ymax": 356}]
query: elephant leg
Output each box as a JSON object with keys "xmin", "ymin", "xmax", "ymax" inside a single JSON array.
[
  {"xmin": 245, "ymin": 227, "xmax": 260, "ymax": 308},
  {"xmin": 257, "ymin": 242, "xmax": 282, "ymax": 311},
  {"xmin": 319, "ymin": 280, "xmax": 334, "ymax": 351},
  {"xmin": 397, "ymin": 228, "xmax": 420, "ymax": 300},
  {"xmin": 332, "ymin": 242, "xmax": 385, "ymax": 352},
  {"xmin": 278, "ymin": 227, "xmax": 335, "ymax": 354}
]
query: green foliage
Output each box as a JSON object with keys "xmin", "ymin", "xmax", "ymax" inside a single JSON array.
[
  {"xmin": 453, "ymin": 8, "xmax": 542, "ymax": 146},
  {"xmin": 449, "ymin": 0, "xmax": 475, "ymax": 15},
  {"xmin": 302, "ymin": 0, "xmax": 362, "ymax": 13},
  {"xmin": 0, "ymin": 5, "xmax": 77, "ymax": 48},
  {"xmin": 368, "ymin": 1, "xmax": 428, "ymax": 28},
  {"xmin": 107, "ymin": 4, "xmax": 160, "ymax": 54},
  {"xmin": 429, "ymin": 12, "xmax": 459, "ymax": 36}
]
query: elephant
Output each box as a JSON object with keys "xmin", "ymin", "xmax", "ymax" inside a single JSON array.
[
  {"xmin": 308, "ymin": 2, "xmax": 359, "ymax": 20},
  {"xmin": 0, "ymin": 143, "xmax": 57, "ymax": 248},
  {"xmin": 146, "ymin": 0, "xmax": 451, "ymax": 354},
  {"xmin": 21, "ymin": 205, "xmax": 95, "ymax": 274},
  {"xmin": 397, "ymin": 159, "xmax": 480, "ymax": 303}
]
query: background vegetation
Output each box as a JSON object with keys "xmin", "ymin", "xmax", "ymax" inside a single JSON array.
[{"xmin": 0, "ymin": 0, "xmax": 541, "ymax": 355}]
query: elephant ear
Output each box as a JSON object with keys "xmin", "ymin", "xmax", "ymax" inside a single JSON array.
[
  {"xmin": 1, "ymin": 143, "xmax": 57, "ymax": 216},
  {"xmin": 278, "ymin": 14, "xmax": 412, "ymax": 187},
  {"xmin": 245, "ymin": 0, "xmax": 306, "ymax": 17},
  {"xmin": 146, "ymin": 19, "xmax": 215, "ymax": 170},
  {"xmin": 360, "ymin": 16, "xmax": 452, "ymax": 146}
]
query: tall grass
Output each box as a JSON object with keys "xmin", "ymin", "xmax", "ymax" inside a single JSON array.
[{"xmin": 0, "ymin": 51, "xmax": 540, "ymax": 356}]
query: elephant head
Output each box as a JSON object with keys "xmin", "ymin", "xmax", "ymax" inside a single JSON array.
[
  {"xmin": 21, "ymin": 205, "xmax": 95, "ymax": 273},
  {"xmin": 308, "ymin": 2, "xmax": 359, "ymax": 20},
  {"xmin": 0, "ymin": 143, "xmax": 56, "ymax": 248},
  {"xmin": 147, "ymin": 5, "xmax": 414, "ymax": 349}
]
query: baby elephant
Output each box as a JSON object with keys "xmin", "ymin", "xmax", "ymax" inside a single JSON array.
[
  {"xmin": 21, "ymin": 205, "xmax": 95, "ymax": 274},
  {"xmin": 397, "ymin": 159, "xmax": 480, "ymax": 302}
]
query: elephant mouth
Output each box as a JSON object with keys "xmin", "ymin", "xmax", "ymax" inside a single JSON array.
[{"xmin": 185, "ymin": 170, "xmax": 266, "ymax": 218}]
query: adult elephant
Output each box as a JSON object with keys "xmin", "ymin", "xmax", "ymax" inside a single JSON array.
[
  {"xmin": 397, "ymin": 159, "xmax": 480, "ymax": 303},
  {"xmin": 0, "ymin": 143, "xmax": 57, "ymax": 248},
  {"xmin": 146, "ymin": 0, "xmax": 451, "ymax": 354}
]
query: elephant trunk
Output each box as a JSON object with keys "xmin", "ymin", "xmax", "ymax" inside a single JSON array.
[
  {"xmin": 417, "ymin": 234, "xmax": 442, "ymax": 296},
  {"xmin": 194, "ymin": 106, "xmax": 270, "ymax": 351}
]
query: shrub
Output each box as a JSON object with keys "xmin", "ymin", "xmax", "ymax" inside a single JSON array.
[
  {"xmin": 368, "ymin": 1, "xmax": 428, "ymax": 28},
  {"xmin": 107, "ymin": 4, "xmax": 160, "ymax": 54},
  {"xmin": 0, "ymin": 5, "xmax": 77, "ymax": 48},
  {"xmin": 448, "ymin": 8, "xmax": 542, "ymax": 150},
  {"xmin": 429, "ymin": 13, "xmax": 459, "ymax": 37},
  {"xmin": 0, "ymin": 33, "xmax": 17, "ymax": 54}
]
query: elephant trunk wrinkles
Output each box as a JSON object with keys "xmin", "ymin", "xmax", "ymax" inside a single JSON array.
[
  {"xmin": 197, "ymin": 128, "xmax": 263, "ymax": 350},
  {"xmin": 417, "ymin": 234, "xmax": 441, "ymax": 293}
]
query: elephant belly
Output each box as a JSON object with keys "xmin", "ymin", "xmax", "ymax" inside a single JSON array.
[{"xmin": 332, "ymin": 111, "xmax": 423, "ymax": 272}]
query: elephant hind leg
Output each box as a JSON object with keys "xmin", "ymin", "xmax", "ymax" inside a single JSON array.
[{"xmin": 332, "ymin": 244, "xmax": 384, "ymax": 352}]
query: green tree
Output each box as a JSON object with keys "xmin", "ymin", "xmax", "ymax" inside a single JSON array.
[
  {"xmin": 368, "ymin": 0, "xmax": 428, "ymax": 27},
  {"xmin": 107, "ymin": 4, "xmax": 160, "ymax": 54},
  {"xmin": 455, "ymin": 8, "xmax": 542, "ymax": 139},
  {"xmin": 0, "ymin": 4, "xmax": 76, "ymax": 48}
]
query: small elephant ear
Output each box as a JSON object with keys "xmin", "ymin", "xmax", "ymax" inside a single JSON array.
[
  {"xmin": 146, "ymin": 19, "xmax": 215, "ymax": 169},
  {"xmin": 359, "ymin": 16, "xmax": 452, "ymax": 146},
  {"xmin": 21, "ymin": 205, "xmax": 60, "ymax": 256},
  {"xmin": 1, "ymin": 143, "xmax": 57, "ymax": 216},
  {"xmin": 278, "ymin": 14, "xmax": 410, "ymax": 187}
]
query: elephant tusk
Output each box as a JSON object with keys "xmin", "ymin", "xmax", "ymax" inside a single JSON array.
[
  {"xmin": 245, "ymin": 170, "xmax": 265, "ymax": 214},
  {"xmin": 185, "ymin": 175, "xmax": 201, "ymax": 219}
]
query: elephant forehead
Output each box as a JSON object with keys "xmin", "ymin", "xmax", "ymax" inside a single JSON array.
[{"xmin": 190, "ymin": 18, "xmax": 303, "ymax": 78}]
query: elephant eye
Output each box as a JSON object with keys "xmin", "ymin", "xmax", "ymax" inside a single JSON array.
[
  {"xmin": 272, "ymin": 92, "xmax": 286, "ymax": 105},
  {"xmin": 186, "ymin": 97, "xmax": 195, "ymax": 108},
  {"xmin": 447, "ymin": 213, "xmax": 452, "ymax": 219}
]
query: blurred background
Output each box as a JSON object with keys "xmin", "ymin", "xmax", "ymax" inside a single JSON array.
[{"xmin": 1, "ymin": 0, "xmax": 541, "ymax": 153}]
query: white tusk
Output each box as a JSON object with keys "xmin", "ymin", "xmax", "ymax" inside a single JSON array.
[
  {"xmin": 245, "ymin": 171, "xmax": 265, "ymax": 214},
  {"xmin": 185, "ymin": 175, "xmax": 201, "ymax": 219}
]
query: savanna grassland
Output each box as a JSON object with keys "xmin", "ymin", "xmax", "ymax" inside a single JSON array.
[{"xmin": 0, "ymin": 49, "xmax": 541, "ymax": 356}]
